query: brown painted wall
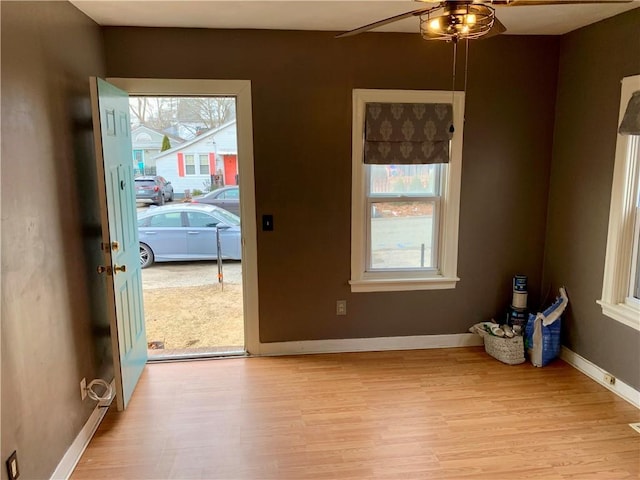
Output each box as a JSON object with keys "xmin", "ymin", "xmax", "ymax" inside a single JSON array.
[
  {"xmin": 105, "ymin": 28, "xmax": 559, "ymax": 342},
  {"xmin": 544, "ymin": 8, "xmax": 640, "ymax": 390},
  {"xmin": 0, "ymin": 2, "xmax": 109, "ymax": 479}
]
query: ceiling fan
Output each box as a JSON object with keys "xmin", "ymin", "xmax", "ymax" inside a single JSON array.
[{"xmin": 336, "ymin": 0, "xmax": 635, "ymax": 42}]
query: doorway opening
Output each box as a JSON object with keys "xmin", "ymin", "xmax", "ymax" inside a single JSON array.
[{"xmin": 129, "ymin": 94, "xmax": 245, "ymax": 360}]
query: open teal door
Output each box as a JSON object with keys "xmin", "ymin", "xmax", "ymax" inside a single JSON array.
[{"xmin": 90, "ymin": 77, "xmax": 147, "ymax": 411}]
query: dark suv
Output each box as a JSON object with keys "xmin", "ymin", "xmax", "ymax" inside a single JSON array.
[{"xmin": 135, "ymin": 176, "xmax": 174, "ymax": 205}]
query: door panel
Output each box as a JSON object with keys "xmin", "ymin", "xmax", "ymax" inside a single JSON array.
[
  {"xmin": 90, "ymin": 77, "xmax": 147, "ymax": 411},
  {"xmin": 186, "ymin": 228, "xmax": 218, "ymax": 258},
  {"xmin": 185, "ymin": 211, "xmax": 218, "ymax": 258},
  {"xmin": 139, "ymin": 228, "xmax": 188, "ymax": 260}
]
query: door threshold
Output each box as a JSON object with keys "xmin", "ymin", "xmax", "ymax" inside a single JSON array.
[{"xmin": 147, "ymin": 348, "xmax": 246, "ymax": 362}]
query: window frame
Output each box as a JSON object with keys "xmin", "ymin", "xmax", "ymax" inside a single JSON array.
[
  {"xmin": 184, "ymin": 154, "xmax": 196, "ymax": 175},
  {"xmin": 199, "ymin": 154, "xmax": 210, "ymax": 175},
  {"xmin": 184, "ymin": 153, "xmax": 211, "ymax": 176},
  {"xmin": 350, "ymin": 89, "xmax": 465, "ymax": 293},
  {"xmin": 598, "ymin": 74, "xmax": 640, "ymax": 332}
]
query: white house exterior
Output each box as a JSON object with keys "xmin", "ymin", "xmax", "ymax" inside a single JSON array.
[
  {"xmin": 131, "ymin": 125, "xmax": 184, "ymax": 173},
  {"xmin": 153, "ymin": 120, "xmax": 238, "ymax": 196}
]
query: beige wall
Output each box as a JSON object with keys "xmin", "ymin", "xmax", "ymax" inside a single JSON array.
[
  {"xmin": 104, "ymin": 28, "xmax": 560, "ymax": 342},
  {"xmin": 544, "ymin": 8, "xmax": 640, "ymax": 389},
  {"xmin": 1, "ymin": 2, "xmax": 108, "ymax": 479}
]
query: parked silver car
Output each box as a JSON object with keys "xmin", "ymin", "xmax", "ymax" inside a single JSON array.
[
  {"xmin": 191, "ymin": 186, "xmax": 240, "ymax": 216},
  {"xmin": 137, "ymin": 204, "xmax": 241, "ymax": 268}
]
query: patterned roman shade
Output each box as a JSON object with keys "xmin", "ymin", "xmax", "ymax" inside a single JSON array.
[
  {"xmin": 619, "ymin": 91, "xmax": 640, "ymax": 135},
  {"xmin": 364, "ymin": 102, "xmax": 453, "ymax": 164}
]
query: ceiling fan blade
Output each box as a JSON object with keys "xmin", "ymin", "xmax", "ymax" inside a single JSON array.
[
  {"xmin": 483, "ymin": 15, "xmax": 508, "ymax": 38},
  {"xmin": 335, "ymin": 6, "xmax": 437, "ymax": 38},
  {"xmin": 491, "ymin": 0, "xmax": 633, "ymax": 6}
]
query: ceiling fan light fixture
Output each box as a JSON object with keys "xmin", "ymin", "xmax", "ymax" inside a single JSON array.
[
  {"xmin": 420, "ymin": 5, "xmax": 495, "ymax": 42},
  {"xmin": 428, "ymin": 17, "xmax": 442, "ymax": 31}
]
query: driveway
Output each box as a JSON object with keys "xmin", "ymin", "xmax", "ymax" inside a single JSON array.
[{"xmin": 141, "ymin": 261, "xmax": 242, "ymax": 289}]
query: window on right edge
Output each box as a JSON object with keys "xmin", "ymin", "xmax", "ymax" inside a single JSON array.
[
  {"xmin": 599, "ymin": 74, "xmax": 640, "ymax": 331},
  {"xmin": 350, "ymin": 89, "xmax": 465, "ymax": 293}
]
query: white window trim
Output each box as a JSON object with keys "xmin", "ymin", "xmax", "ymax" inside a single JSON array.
[
  {"xmin": 184, "ymin": 152, "xmax": 211, "ymax": 176},
  {"xmin": 598, "ymin": 74, "xmax": 640, "ymax": 332},
  {"xmin": 350, "ymin": 89, "xmax": 464, "ymax": 293}
]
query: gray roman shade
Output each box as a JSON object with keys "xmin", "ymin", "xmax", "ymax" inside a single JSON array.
[
  {"xmin": 618, "ymin": 91, "xmax": 640, "ymax": 135},
  {"xmin": 364, "ymin": 102, "xmax": 453, "ymax": 164}
]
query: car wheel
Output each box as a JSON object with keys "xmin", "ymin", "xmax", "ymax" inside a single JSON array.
[
  {"xmin": 140, "ymin": 243, "xmax": 154, "ymax": 269},
  {"xmin": 168, "ymin": 190, "xmax": 174, "ymax": 202}
]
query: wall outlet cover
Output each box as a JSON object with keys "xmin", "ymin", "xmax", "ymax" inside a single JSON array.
[{"xmin": 6, "ymin": 450, "xmax": 19, "ymax": 480}]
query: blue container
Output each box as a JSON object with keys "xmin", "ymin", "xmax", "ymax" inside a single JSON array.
[
  {"xmin": 525, "ymin": 315, "xmax": 562, "ymax": 367},
  {"xmin": 513, "ymin": 275, "xmax": 528, "ymax": 292}
]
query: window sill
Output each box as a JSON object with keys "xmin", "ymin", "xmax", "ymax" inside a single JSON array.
[
  {"xmin": 597, "ymin": 300, "xmax": 640, "ymax": 332},
  {"xmin": 349, "ymin": 276, "xmax": 460, "ymax": 293}
]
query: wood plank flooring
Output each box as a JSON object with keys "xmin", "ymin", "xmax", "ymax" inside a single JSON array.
[{"xmin": 71, "ymin": 347, "xmax": 640, "ymax": 479}]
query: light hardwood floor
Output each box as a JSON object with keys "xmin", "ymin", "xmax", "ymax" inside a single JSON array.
[{"xmin": 71, "ymin": 347, "xmax": 639, "ymax": 479}]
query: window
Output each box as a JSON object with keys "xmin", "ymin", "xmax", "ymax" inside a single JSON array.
[
  {"xmin": 133, "ymin": 149, "xmax": 144, "ymax": 166},
  {"xmin": 148, "ymin": 212, "xmax": 183, "ymax": 228},
  {"xmin": 350, "ymin": 89, "xmax": 464, "ymax": 292},
  {"xmin": 599, "ymin": 74, "xmax": 640, "ymax": 331},
  {"xmin": 184, "ymin": 153, "xmax": 210, "ymax": 175},
  {"xmin": 186, "ymin": 211, "xmax": 218, "ymax": 228},
  {"xmin": 219, "ymin": 187, "xmax": 239, "ymax": 199},
  {"xmin": 185, "ymin": 154, "xmax": 196, "ymax": 175},
  {"xmin": 199, "ymin": 154, "xmax": 210, "ymax": 175}
]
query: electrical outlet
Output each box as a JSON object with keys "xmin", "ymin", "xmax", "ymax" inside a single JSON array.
[
  {"xmin": 336, "ymin": 300, "xmax": 347, "ymax": 316},
  {"xmin": 604, "ymin": 373, "xmax": 616, "ymax": 386},
  {"xmin": 80, "ymin": 378, "xmax": 87, "ymax": 400},
  {"xmin": 6, "ymin": 451, "xmax": 19, "ymax": 480}
]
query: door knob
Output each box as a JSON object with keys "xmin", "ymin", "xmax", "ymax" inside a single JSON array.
[
  {"xmin": 97, "ymin": 265, "xmax": 108, "ymax": 274},
  {"xmin": 113, "ymin": 264, "xmax": 127, "ymax": 273}
]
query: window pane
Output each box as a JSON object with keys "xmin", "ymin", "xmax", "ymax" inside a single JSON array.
[
  {"xmin": 369, "ymin": 164, "xmax": 438, "ymax": 196},
  {"xmin": 148, "ymin": 212, "xmax": 182, "ymax": 227},
  {"xmin": 370, "ymin": 201, "xmax": 435, "ymax": 269},
  {"xmin": 185, "ymin": 154, "xmax": 195, "ymax": 175},
  {"xmin": 634, "ymin": 228, "xmax": 640, "ymax": 300},
  {"xmin": 632, "ymin": 148, "xmax": 640, "ymax": 299},
  {"xmin": 212, "ymin": 208, "xmax": 241, "ymax": 226},
  {"xmin": 187, "ymin": 211, "xmax": 217, "ymax": 228},
  {"xmin": 199, "ymin": 154, "xmax": 209, "ymax": 175}
]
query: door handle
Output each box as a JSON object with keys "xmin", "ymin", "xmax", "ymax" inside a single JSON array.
[
  {"xmin": 187, "ymin": 231, "xmax": 199, "ymax": 235},
  {"xmin": 113, "ymin": 264, "xmax": 127, "ymax": 274}
]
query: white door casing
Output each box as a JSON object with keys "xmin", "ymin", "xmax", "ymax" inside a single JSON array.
[{"xmin": 108, "ymin": 78, "xmax": 259, "ymax": 354}]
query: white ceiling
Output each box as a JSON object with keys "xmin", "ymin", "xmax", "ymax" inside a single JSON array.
[{"xmin": 71, "ymin": 0, "xmax": 639, "ymax": 36}]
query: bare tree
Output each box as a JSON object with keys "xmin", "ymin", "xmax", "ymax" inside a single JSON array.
[
  {"xmin": 177, "ymin": 97, "xmax": 236, "ymax": 129},
  {"xmin": 130, "ymin": 96, "xmax": 236, "ymax": 136}
]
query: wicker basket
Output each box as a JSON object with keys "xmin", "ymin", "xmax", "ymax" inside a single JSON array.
[{"xmin": 484, "ymin": 335, "xmax": 525, "ymax": 365}]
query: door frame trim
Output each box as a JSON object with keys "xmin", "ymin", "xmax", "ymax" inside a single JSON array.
[{"xmin": 108, "ymin": 78, "xmax": 259, "ymax": 354}]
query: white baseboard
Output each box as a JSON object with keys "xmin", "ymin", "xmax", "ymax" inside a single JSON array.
[
  {"xmin": 50, "ymin": 380, "xmax": 115, "ymax": 480},
  {"xmin": 561, "ymin": 347, "xmax": 640, "ymax": 409},
  {"xmin": 256, "ymin": 333, "xmax": 483, "ymax": 356}
]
